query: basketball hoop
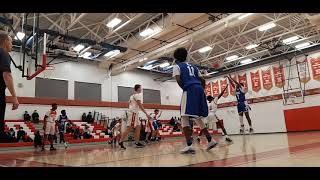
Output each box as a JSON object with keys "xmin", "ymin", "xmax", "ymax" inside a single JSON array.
[{"xmin": 43, "ymin": 66, "xmax": 55, "ymax": 79}]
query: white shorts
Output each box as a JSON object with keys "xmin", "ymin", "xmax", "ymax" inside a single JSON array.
[
  {"xmin": 113, "ymin": 131, "xmax": 120, "ymax": 137},
  {"xmin": 127, "ymin": 112, "xmax": 140, "ymax": 128},
  {"xmin": 145, "ymin": 120, "xmax": 154, "ymax": 133},
  {"xmin": 45, "ymin": 122, "xmax": 56, "ymax": 135}
]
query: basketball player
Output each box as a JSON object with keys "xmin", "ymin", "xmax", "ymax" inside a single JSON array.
[
  {"xmin": 172, "ymin": 48, "xmax": 218, "ymax": 154},
  {"xmin": 149, "ymin": 109, "xmax": 162, "ymax": 141},
  {"xmin": 110, "ymin": 118, "xmax": 122, "ymax": 145},
  {"xmin": 227, "ymin": 75, "xmax": 254, "ymax": 134},
  {"xmin": 57, "ymin": 110, "xmax": 68, "ymax": 149},
  {"xmin": 118, "ymin": 84, "xmax": 151, "ymax": 149},
  {"xmin": 198, "ymin": 84, "xmax": 232, "ymax": 144},
  {"xmin": 42, "ymin": 103, "xmax": 58, "ymax": 151}
]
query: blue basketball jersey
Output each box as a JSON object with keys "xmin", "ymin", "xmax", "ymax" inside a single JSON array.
[
  {"xmin": 176, "ymin": 62, "xmax": 201, "ymax": 90},
  {"xmin": 236, "ymin": 86, "xmax": 246, "ymax": 103}
]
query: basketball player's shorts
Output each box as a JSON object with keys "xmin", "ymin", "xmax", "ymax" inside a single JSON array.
[
  {"xmin": 113, "ymin": 130, "xmax": 120, "ymax": 137},
  {"xmin": 237, "ymin": 101, "xmax": 250, "ymax": 113},
  {"xmin": 152, "ymin": 121, "xmax": 159, "ymax": 131},
  {"xmin": 45, "ymin": 122, "xmax": 56, "ymax": 135},
  {"xmin": 127, "ymin": 111, "xmax": 140, "ymax": 128},
  {"xmin": 181, "ymin": 84, "xmax": 208, "ymax": 118},
  {"xmin": 145, "ymin": 120, "xmax": 154, "ymax": 133}
]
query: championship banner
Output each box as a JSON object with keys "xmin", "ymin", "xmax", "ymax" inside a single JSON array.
[
  {"xmin": 220, "ymin": 78, "xmax": 229, "ymax": 98},
  {"xmin": 205, "ymin": 82, "xmax": 212, "ymax": 96},
  {"xmin": 212, "ymin": 80, "xmax": 220, "ymax": 97},
  {"xmin": 262, "ymin": 67, "xmax": 273, "ymax": 90},
  {"xmin": 229, "ymin": 74, "xmax": 237, "ymax": 96},
  {"xmin": 297, "ymin": 58, "xmax": 311, "ymax": 83},
  {"xmin": 238, "ymin": 73, "xmax": 248, "ymax": 93},
  {"xmin": 250, "ymin": 70, "xmax": 261, "ymax": 92},
  {"xmin": 310, "ymin": 57, "xmax": 320, "ymax": 81},
  {"xmin": 273, "ymin": 65, "xmax": 285, "ymax": 88}
]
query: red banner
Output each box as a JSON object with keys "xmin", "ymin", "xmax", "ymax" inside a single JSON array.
[
  {"xmin": 262, "ymin": 67, "xmax": 273, "ymax": 90},
  {"xmin": 297, "ymin": 58, "xmax": 311, "ymax": 83},
  {"xmin": 238, "ymin": 73, "xmax": 248, "ymax": 93},
  {"xmin": 229, "ymin": 74, "xmax": 237, "ymax": 96},
  {"xmin": 205, "ymin": 82, "xmax": 212, "ymax": 96},
  {"xmin": 212, "ymin": 80, "xmax": 220, "ymax": 97},
  {"xmin": 273, "ymin": 65, "xmax": 285, "ymax": 88},
  {"xmin": 310, "ymin": 57, "xmax": 320, "ymax": 81},
  {"xmin": 250, "ymin": 71, "xmax": 261, "ymax": 92},
  {"xmin": 220, "ymin": 78, "xmax": 229, "ymax": 98}
]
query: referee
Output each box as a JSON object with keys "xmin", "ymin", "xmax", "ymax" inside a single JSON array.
[{"xmin": 0, "ymin": 31, "xmax": 19, "ymax": 142}]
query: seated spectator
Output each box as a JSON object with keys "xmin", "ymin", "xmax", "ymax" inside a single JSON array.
[
  {"xmin": 73, "ymin": 127, "xmax": 82, "ymax": 140},
  {"xmin": 82, "ymin": 113, "xmax": 87, "ymax": 122},
  {"xmin": 17, "ymin": 127, "xmax": 26, "ymax": 142},
  {"xmin": 66, "ymin": 120, "xmax": 74, "ymax": 134},
  {"xmin": 83, "ymin": 125, "xmax": 92, "ymax": 139},
  {"xmin": 32, "ymin": 110, "xmax": 40, "ymax": 124},
  {"xmin": 170, "ymin": 117, "xmax": 176, "ymax": 126},
  {"xmin": 23, "ymin": 111, "xmax": 31, "ymax": 122},
  {"xmin": 6, "ymin": 128, "xmax": 16, "ymax": 142},
  {"xmin": 86, "ymin": 112, "xmax": 93, "ymax": 123},
  {"xmin": 34, "ymin": 131, "xmax": 42, "ymax": 148}
]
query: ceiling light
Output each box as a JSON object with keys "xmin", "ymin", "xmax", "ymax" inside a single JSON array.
[
  {"xmin": 140, "ymin": 28, "xmax": 155, "ymax": 37},
  {"xmin": 241, "ymin": 58, "xmax": 253, "ymax": 64},
  {"xmin": 207, "ymin": 71, "xmax": 218, "ymax": 75},
  {"xmin": 81, "ymin": 52, "xmax": 92, "ymax": 59},
  {"xmin": 139, "ymin": 58, "xmax": 147, "ymax": 62},
  {"xmin": 295, "ymin": 42, "xmax": 311, "ymax": 49},
  {"xmin": 104, "ymin": 49, "xmax": 121, "ymax": 58},
  {"xmin": 74, "ymin": 44, "xmax": 85, "ymax": 52},
  {"xmin": 238, "ymin": 13, "xmax": 254, "ymax": 20},
  {"xmin": 14, "ymin": 32, "xmax": 25, "ymax": 40},
  {"xmin": 258, "ymin": 23, "xmax": 276, "ymax": 31},
  {"xmin": 198, "ymin": 46, "xmax": 212, "ymax": 53},
  {"xmin": 79, "ymin": 46, "xmax": 91, "ymax": 54},
  {"xmin": 226, "ymin": 55, "xmax": 239, "ymax": 61},
  {"xmin": 144, "ymin": 64, "xmax": 153, "ymax": 70},
  {"xmin": 160, "ymin": 62, "xmax": 170, "ymax": 68},
  {"xmin": 179, "ymin": 40, "xmax": 189, "ymax": 45},
  {"xmin": 282, "ymin": 36, "xmax": 300, "ymax": 44},
  {"xmin": 245, "ymin": 44, "xmax": 259, "ymax": 50},
  {"xmin": 107, "ymin": 18, "xmax": 122, "ymax": 28}
]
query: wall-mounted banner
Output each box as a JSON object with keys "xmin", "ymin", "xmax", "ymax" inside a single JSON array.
[
  {"xmin": 250, "ymin": 70, "xmax": 261, "ymax": 92},
  {"xmin": 297, "ymin": 58, "xmax": 311, "ymax": 83},
  {"xmin": 205, "ymin": 82, "xmax": 212, "ymax": 96},
  {"xmin": 310, "ymin": 57, "xmax": 320, "ymax": 81},
  {"xmin": 220, "ymin": 78, "xmax": 229, "ymax": 98},
  {"xmin": 238, "ymin": 73, "xmax": 248, "ymax": 93},
  {"xmin": 273, "ymin": 65, "xmax": 285, "ymax": 88},
  {"xmin": 262, "ymin": 67, "xmax": 273, "ymax": 90},
  {"xmin": 212, "ymin": 80, "xmax": 220, "ymax": 97},
  {"xmin": 230, "ymin": 74, "xmax": 237, "ymax": 96}
]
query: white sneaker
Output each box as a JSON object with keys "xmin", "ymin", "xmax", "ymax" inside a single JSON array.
[
  {"xmin": 207, "ymin": 141, "xmax": 218, "ymax": 150},
  {"xmin": 180, "ymin": 146, "xmax": 195, "ymax": 154}
]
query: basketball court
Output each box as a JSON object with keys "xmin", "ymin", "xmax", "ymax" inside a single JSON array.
[{"xmin": 0, "ymin": 13, "xmax": 320, "ymax": 167}]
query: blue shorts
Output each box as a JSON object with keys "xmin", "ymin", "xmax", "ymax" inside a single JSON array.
[
  {"xmin": 181, "ymin": 84, "xmax": 208, "ymax": 118},
  {"xmin": 152, "ymin": 121, "xmax": 158, "ymax": 130},
  {"xmin": 237, "ymin": 102, "xmax": 249, "ymax": 113}
]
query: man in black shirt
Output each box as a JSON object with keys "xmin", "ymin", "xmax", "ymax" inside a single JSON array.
[
  {"xmin": 0, "ymin": 32, "xmax": 19, "ymax": 141},
  {"xmin": 32, "ymin": 110, "xmax": 40, "ymax": 123}
]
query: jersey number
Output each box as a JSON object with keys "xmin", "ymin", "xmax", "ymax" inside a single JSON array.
[{"xmin": 187, "ymin": 66, "xmax": 195, "ymax": 77}]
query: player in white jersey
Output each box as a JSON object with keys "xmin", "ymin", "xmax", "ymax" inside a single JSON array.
[
  {"xmin": 109, "ymin": 119, "xmax": 122, "ymax": 145},
  {"xmin": 42, "ymin": 103, "xmax": 58, "ymax": 151},
  {"xmin": 197, "ymin": 85, "xmax": 233, "ymax": 144},
  {"xmin": 119, "ymin": 84, "xmax": 151, "ymax": 149}
]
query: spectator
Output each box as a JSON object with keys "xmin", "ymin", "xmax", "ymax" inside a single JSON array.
[
  {"xmin": 6, "ymin": 128, "xmax": 15, "ymax": 142},
  {"xmin": 66, "ymin": 121, "xmax": 74, "ymax": 134},
  {"xmin": 86, "ymin": 112, "xmax": 93, "ymax": 123},
  {"xmin": 73, "ymin": 126, "xmax": 81, "ymax": 140},
  {"xmin": 16, "ymin": 127, "xmax": 26, "ymax": 142},
  {"xmin": 34, "ymin": 130, "xmax": 42, "ymax": 148},
  {"xmin": 81, "ymin": 113, "xmax": 87, "ymax": 122},
  {"xmin": 109, "ymin": 118, "xmax": 117, "ymax": 130},
  {"xmin": 23, "ymin": 111, "xmax": 31, "ymax": 122},
  {"xmin": 170, "ymin": 117, "xmax": 176, "ymax": 126},
  {"xmin": 83, "ymin": 125, "xmax": 92, "ymax": 139},
  {"xmin": 32, "ymin": 110, "xmax": 40, "ymax": 124}
]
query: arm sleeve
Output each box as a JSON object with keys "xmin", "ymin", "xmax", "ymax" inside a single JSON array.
[
  {"xmin": 172, "ymin": 65, "xmax": 180, "ymax": 77},
  {"xmin": 0, "ymin": 49, "xmax": 11, "ymax": 73}
]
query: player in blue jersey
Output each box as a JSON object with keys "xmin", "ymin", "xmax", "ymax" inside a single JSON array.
[
  {"xmin": 172, "ymin": 48, "xmax": 218, "ymax": 154},
  {"xmin": 227, "ymin": 75, "xmax": 254, "ymax": 134}
]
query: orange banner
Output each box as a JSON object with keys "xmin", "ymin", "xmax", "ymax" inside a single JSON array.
[
  {"xmin": 297, "ymin": 58, "xmax": 311, "ymax": 83},
  {"xmin": 262, "ymin": 67, "xmax": 273, "ymax": 90},
  {"xmin": 273, "ymin": 65, "xmax": 285, "ymax": 88},
  {"xmin": 310, "ymin": 57, "xmax": 320, "ymax": 81},
  {"xmin": 238, "ymin": 73, "xmax": 248, "ymax": 93},
  {"xmin": 220, "ymin": 78, "xmax": 229, "ymax": 98},
  {"xmin": 250, "ymin": 71, "xmax": 261, "ymax": 92},
  {"xmin": 229, "ymin": 74, "xmax": 237, "ymax": 96},
  {"xmin": 205, "ymin": 82, "xmax": 212, "ymax": 96},
  {"xmin": 212, "ymin": 80, "xmax": 220, "ymax": 97}
]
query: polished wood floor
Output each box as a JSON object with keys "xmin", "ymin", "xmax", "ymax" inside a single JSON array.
[{"xmin": 1, "ymin": 131, "xmax": 320, "ymax": 167}]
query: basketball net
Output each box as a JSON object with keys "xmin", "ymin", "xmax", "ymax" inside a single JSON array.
[{"xmin": 43, "ymin": 66, "xmax": 55, "ymax": 79}]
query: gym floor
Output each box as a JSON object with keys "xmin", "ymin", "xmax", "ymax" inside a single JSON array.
[{"xmin": 0, "ymin": 131, "xmax": 320, "ymax": 167}]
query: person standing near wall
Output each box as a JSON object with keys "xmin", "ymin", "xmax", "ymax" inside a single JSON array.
[{"xmin": 0, "ymin": 32, "xmax": 19, "ymax": 142}]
